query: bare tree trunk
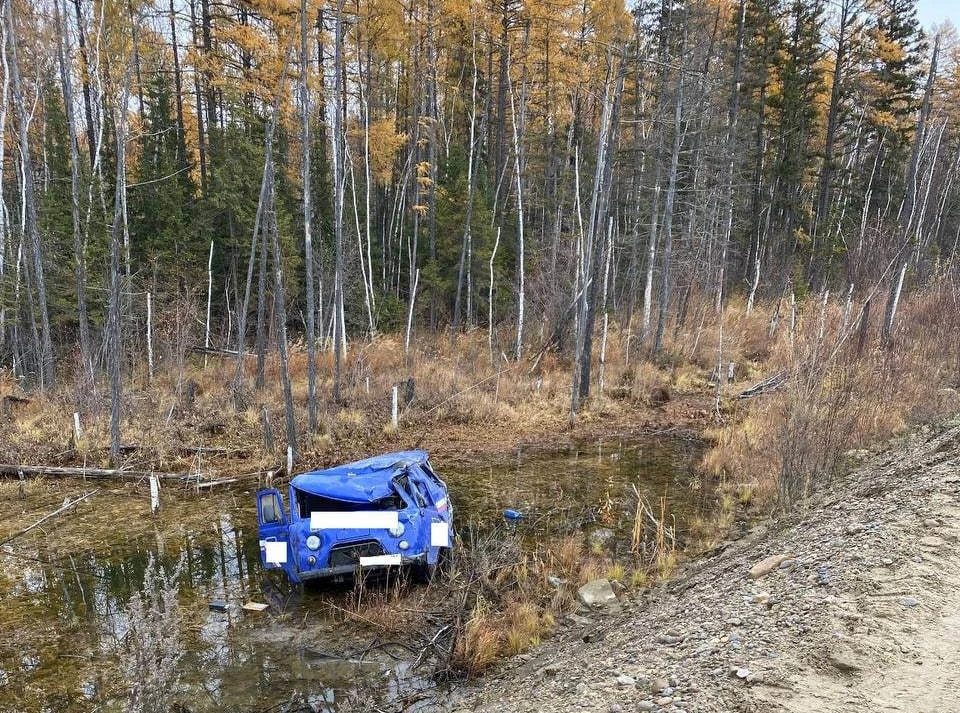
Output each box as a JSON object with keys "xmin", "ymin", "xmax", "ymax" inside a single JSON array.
[
  {"xmin": 168, "ymin": 0, "xmax": 187, "ymax": 168},
  {"xmin": 0, "ymin": 21, "xmax": 8, "ymax": 359},
  {"xmin": 405, "ymin": 268, "xmax": 420, "ymax": 358},
  {"xmin": 902, "ymin": 33, "xmax": 939, "ymax": 236},
  {"xmin": 54, "ymin": 0, "xmax": 92, "ymax": 381},
  {"xmin": 489, "ymin": 227, "xmax": 500, "ymax": 367},
  {"xmin": 269, "ymin": 180, "xmax": 298, "ymax": 460},
  {"xmin": 507, "ymin": 45, "xmax": 527, "ymax": 361},
  {"xmin": 254, "ymin": 205, "xmax": 270, "ymax": 389},
  {"xmin": 203, "ymin": 240, "xmax": 214, "ymax": 368},
  {"xmin": 233, "ymin": 53, "xmax": 288, "ymax": 404},
  {"xmin": 331, "ymin": 1, "xmax": 347, "ymax": 402},
  {"xmin": 654, "ymin": 35, "xmax": 686, "ymax": 355},
  {"xmin": 107, "ymin": 66, "xmax": 132, "ymax": 464},
  {"xmin": 72, "ymin": 0, "xmax": 97, "ymax": 166},
  {"xmin": 881, "ymin": 262, "xmax": 907, "ymax": 347},
  {"xmin": 598, "ymin": 218, "xmax": 613, "ymax": 394},
  {"xmin": 301, "ymin": 0, "xmax": 317, "ymax": 432},
  {"xmin": 5, "ymin": 0, "xmax": 54, "ymax": 388},
  {"xmin": 571, "ymin": 53, "xmax": 623, "ymax": 413},
  {"xmin": 452, "ymin": 22, "xmax": 480, "ymax": 335},
  {"xmin": 717, "ymin": 0, "xmax": 746, "ymax": 313}
]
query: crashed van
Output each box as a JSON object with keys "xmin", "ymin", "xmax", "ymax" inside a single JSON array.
[{"xmin": 256, "ymin": 450, "xmax": 453, "ymax": 583}]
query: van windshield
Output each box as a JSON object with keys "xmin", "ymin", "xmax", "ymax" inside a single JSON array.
[{"xmin": 294, "ymin": 489, "xmax": 404, "ymax": 518}]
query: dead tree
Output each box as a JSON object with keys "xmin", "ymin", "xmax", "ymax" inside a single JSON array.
[
  {"xmin": 301, "ymin": 0, "xmax": 318, "ymax": 431},
  {"xmin": 4, "ymin": 0, "xmax": 54, "ymax": 388},
  {"xmin": 107, "ymin": 66, "xmax": 133, "ymax": 464},
  {"xmin": 571, "ymin": 51, "xmax": 624, "ymax": 414},
  {"xmin": 234, "ymin": 52, "xmax": 289, "ymax": 404},
  {"xmin": 717, "ymin": 0, "xmax": 746, "ymax": 313},
  {"xmin": 268, "ymin": 181, "xmax": 298, "ymax": 460},
  {"xmin": 654, "ymin": 28, "xmax": 686, "ymax": 355},
  {"xmin": 54, "ymin": 0, "xmax": 93, "ymax": 382},
  {"xmin": 331, "ymin": 1, "xmax": 347, "ymax": 402}
]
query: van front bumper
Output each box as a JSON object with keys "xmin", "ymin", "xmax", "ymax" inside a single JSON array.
[{"xmin": 296, "ymin": 552, "xmax": 427, "ymax": 581}]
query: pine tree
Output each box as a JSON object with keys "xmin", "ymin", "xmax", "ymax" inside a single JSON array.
[{"xmin": 129, "ymin": 73, "xmax": 199, "ymax": 288}]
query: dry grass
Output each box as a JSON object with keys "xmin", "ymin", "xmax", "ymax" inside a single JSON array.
[
  {"xmin": 0, "ymin": 319, "xmax": 710, "ymax": 478},
  {"xmin": 700, "ymin": 278, "xmax": 960, "ymax": 506}
]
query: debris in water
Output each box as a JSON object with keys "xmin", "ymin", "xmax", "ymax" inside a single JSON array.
[
  {"xmin": 242, "ymin": 602, "xmax": 269, "ymax": 612},
  {"xmin": 208, "ymin": 600, "xmax": 228, "ymax": 612},
  {"xmin": 503, "ymin": 509, "xmax": 524, "ymax": 521}
]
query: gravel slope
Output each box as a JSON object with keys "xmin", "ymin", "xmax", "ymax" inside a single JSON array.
[{"xmin": 443, "ymin": 418, "xmax": 960, "ymax": 713}]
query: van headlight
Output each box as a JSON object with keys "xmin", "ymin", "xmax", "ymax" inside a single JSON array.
[
  {"xmin": 305, "ymin": 535, "xmax": 321, "ymax": 550},
  {"xmin": 389, "ymin": 522, "xmax": 405, "ymax": 538}
]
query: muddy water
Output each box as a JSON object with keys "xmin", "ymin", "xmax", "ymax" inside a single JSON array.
[{"xmin": 0, "ymin": 435, "xmax": 707, "ymax": 713}]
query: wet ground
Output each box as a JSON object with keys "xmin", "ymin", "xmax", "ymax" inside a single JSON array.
[{"xmin": 0, "ymin": 434, "xmax": 709, "ymax": 713}]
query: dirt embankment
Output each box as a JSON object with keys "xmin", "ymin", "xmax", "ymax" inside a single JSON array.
[{"xmin": 444, "ymin": 417, "xmax": 960, "ymax": 713}]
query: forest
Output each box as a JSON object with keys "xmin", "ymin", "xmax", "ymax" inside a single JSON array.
[{"xmin": 0, "ymin": 0, "xmax": 955, "ymax": 460}]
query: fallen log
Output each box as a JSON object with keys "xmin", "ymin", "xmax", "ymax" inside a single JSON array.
[
  {"xmin": 195, "ymin": 477, "xmax": 239, "ymax": 489},
  {"xmin": 0, "ymin": 464, "xmax": 190, "ymax": 481},
  {"xmin": 189, "ymin": 345, "xmax": 257, "ymax": 358},
  {"xmin": 736, "ymin": 370, "xmax": 788, "ymax": 400},
  {"xmin": 0, "ymin": 490, "xmax": 98, "ymax": 547}
]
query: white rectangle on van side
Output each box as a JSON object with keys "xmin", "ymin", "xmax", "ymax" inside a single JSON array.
[
  {"xmin": 264, "ymin": 541, "xmax": 287, "ymax": 564},
  {"xmin": 359, "ymin": 554, "xmax": 402, "ymax": 567},
  {"xmin": 310, "ymin": 511, "xmax": 399, "ymax": 530},
  {"xmin": 431, "ymin": 521, "xmax": 449, "ymax": 547}
]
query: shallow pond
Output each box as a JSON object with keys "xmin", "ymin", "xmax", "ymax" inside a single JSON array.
[{"xmin": 0, "ymin": 434, "xmax": 709, "ymax": 713}]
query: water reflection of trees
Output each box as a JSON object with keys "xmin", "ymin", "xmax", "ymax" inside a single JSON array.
[{"xmin": 0, "ymin": 515, "xmax": 261, "ymax": 711}]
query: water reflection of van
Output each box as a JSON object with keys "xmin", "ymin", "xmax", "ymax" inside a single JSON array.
[{"xmin": 255, "ymin": 450, "xmax": 453, "ymax": 583}]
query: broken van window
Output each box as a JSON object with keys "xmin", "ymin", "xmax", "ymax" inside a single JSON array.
[{"xmin": 295, "ymin": 489, "xmax": 404, "ymax": 518}]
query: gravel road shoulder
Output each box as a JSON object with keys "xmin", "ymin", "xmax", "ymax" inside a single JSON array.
[{"xmin": 444, "ymin": 418, "xmax": 960, "ymax": 713}]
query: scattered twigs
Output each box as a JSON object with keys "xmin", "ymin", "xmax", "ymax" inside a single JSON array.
[
  {"xmin": 412, "ymin": 624, "xmax": 453, "ymax": 669},
  {"xmin": 0, "ymin": 489, "xmax": 97, "ymax": 546}
]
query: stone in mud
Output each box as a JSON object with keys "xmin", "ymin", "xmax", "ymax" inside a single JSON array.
[
  {"xmin": 537, "ymin": 663, "xmax": 562, "ymax": 677},
  {"xmin": 637, "ymin": 702, "xmax": 655, "ymax": 711},
  {"xmin": 586, "ymin": 527, "xmax": 616, "ymax": 550},
  {"xmin": 615, "ymin": 674, "xmax": 636, "ymax": 687},
  {"xmin": 651, "ymin": 677, "xmax": 670, "ymax": 693},
  {"xmin": 578, "ymin": 579, "xmax": 617, "ymax": 608},
  {"xmin": 748, "ymin": 553, "xmax": 794, "ymax": 580},
  {"xmin": 826, "ymin": 650, "xmax": 863, "ymax": 673},
  {"xmin": 901, "ymin": 596, "xmax": 920, "ymax": 607}
]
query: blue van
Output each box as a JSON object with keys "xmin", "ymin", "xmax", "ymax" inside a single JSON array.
[{"xmin": 256, "ymin": 450, "xmax": 453, "ymax": 583}]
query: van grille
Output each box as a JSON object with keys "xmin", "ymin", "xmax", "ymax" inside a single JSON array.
[{"xmin": 327, "ymin": 540, "xmax": 385, "ymax": 568}]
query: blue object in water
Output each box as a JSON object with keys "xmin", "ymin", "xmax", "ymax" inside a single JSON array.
[
  {"xmin": 255, "ymin": 450, "xmax": 453, "ymax": 583},
  {"xmin": 503, "ymin": 509, "xmax": 524, "ymax": 521}
]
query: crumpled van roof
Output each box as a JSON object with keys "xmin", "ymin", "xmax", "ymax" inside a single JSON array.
[{"xmin": 290, "ymin": 450, "xmax": 429, "ymax": 503}]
